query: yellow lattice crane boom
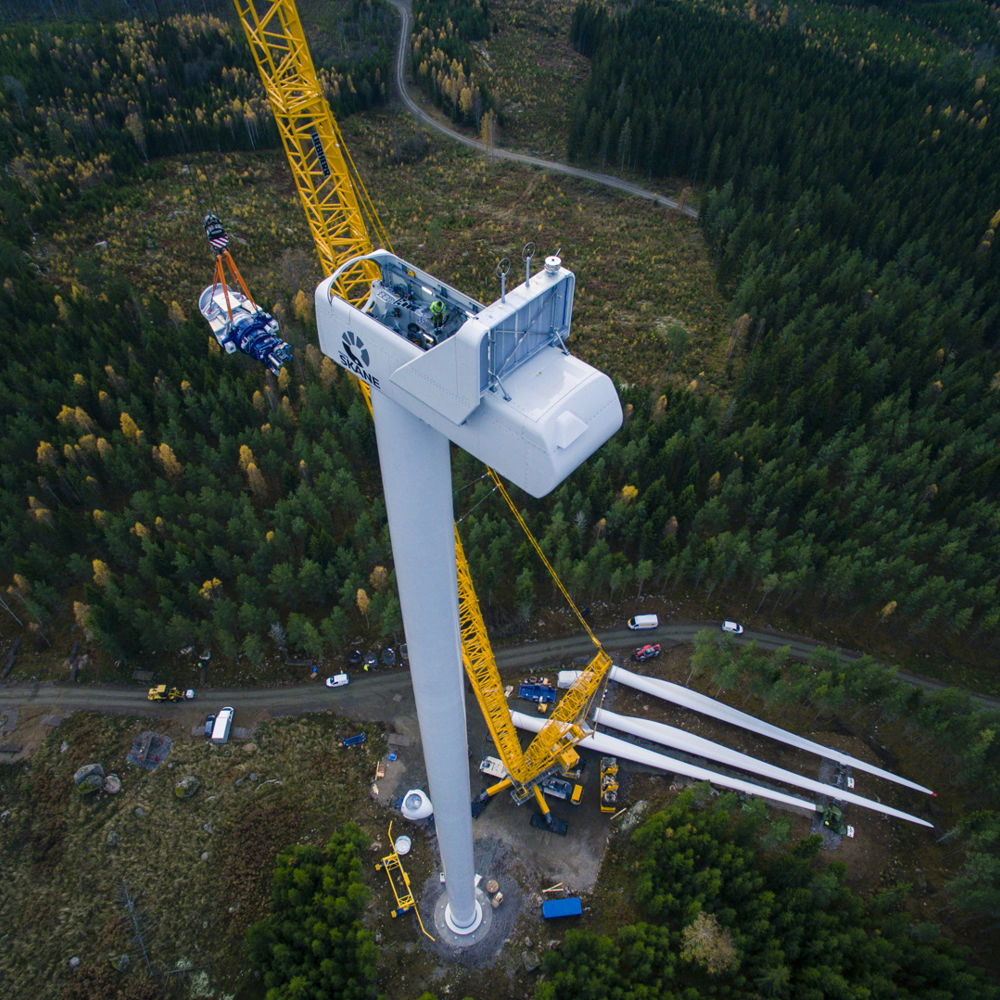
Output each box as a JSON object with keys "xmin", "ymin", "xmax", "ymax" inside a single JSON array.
[
  {"xmin": 233, "ymin": 0, "xmax": 389, "ymax": 305},
  {"xmin": 231, "ymin": 0, "xmax": 613, "ymax": 818}
]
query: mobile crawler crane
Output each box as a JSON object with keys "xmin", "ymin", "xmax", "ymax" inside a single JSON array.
[
  {"xmin": 225, "ymin": 0, "xmax": 619, "ymax": 836},
  {"xmin": 229, "ymin": 0, "xmax": 621, "ymax": 939}
]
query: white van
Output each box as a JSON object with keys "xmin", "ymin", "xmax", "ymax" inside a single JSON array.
[
  {"xmin": 627, "ymin": 614, "xmax": 659, "ymax": 630},
  {"xmin": 210, "ymin": 706, "xmax": 234, "ymax": 744},
  {"xmin": 722, "ymin": 620, "xmax": 744, "ymax": 634}
]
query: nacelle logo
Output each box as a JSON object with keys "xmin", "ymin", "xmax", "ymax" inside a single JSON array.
[{"xmin": 339, "ymin": 330, "xmax": 380, "ymax": 389}]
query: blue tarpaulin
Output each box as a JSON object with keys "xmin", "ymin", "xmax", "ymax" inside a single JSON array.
[{"xmin": 542, "ymin": 897, "xmax": 583, "ymax": 919}]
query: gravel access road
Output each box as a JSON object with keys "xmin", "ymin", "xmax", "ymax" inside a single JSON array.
[
  {"xmin": 3, "ymin": 623, "xmax": 995, "ymax": 715},
  {"xmin": 384, "ymin": 0, "xmax": 698, "ymax": 219}
]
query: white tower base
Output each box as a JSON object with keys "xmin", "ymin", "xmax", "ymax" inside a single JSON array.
[
  {"xmin": 434, "ymin": 886, "xmax": 494, "ymax": 949},
  {"xmin": 371, "ymin": 391, "xmax": 482, "ymax": 935},
  {"xmin": 444, "ymin": 897, "xmax": 484, "ymax": 937}
]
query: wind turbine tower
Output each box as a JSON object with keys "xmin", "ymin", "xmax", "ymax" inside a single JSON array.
[{"xmin": 315, "ymin": 248, "xmax": 622, "ymax": 939}]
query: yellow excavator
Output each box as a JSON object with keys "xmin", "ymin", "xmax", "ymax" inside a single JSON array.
[{"xmin": 227, "ymin": 0, "xmax": 613, "ymax": 824}]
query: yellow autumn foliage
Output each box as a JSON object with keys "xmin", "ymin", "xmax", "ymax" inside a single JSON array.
[
  {"xmin": 120, "ymin": 412, "xmax": 142, "ymax": 442},
  {"xmin": 246, "ymin": 462, "xmax": 266, "ymax": 496}
]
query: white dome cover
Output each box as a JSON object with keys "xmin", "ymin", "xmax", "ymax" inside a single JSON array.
[{"xmin": 400, "ymin": 788, "xmax": 433, "ymax": 820}]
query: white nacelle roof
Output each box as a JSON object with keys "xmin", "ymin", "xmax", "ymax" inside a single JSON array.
[{"xmin": 315, "ymin": 252, "xmax": 622, "ymax": 498}]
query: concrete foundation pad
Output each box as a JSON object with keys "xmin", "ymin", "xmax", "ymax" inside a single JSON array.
[{"xmin": 432, "ymin": 887, "xmax": 494, "ymax": 949}]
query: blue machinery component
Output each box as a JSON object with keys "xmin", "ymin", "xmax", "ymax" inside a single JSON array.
[
  {"xmin": 542, "ymin": 897, "xmax": 583, "ymax": 919},
  {"xmin": 198, "ymin": 214, "xmax": 292, "ymax": 375},
  {"xmin": 518, "ymin": 683, "xmax": 557, "ymax": 704},
  {"xmin": 227, "ymin": 312, "xmax": 291, "ymax": 374}
]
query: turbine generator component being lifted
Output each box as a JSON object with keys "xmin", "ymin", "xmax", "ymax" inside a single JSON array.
[
  {"xmin": 198, "ymin": 213, "xmax": 292, "ymax": 375},
  {"xmin": 315, "ymin": 248, "xmax": 623, "ymax": 936}
]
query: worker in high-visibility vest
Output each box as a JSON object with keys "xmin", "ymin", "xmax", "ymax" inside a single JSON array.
[{"xmin": 430, "ymin": 298, "xmax": 445, "ymax": 330}]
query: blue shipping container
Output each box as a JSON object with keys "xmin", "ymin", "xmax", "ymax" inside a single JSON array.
[{"xmin": 542, "ymin": 897, "xmax": 583, "ymax": 919}]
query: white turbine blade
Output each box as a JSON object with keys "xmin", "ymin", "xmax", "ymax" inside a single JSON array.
[
  {"xmin": 594, "ymin": 707, "xmax": 933, "ymax": 829},
  {"xmin": 559, "ymin": 667, "xmax": 934, "ymax": 796},
  {"xmin": 511, "ymin": 711, "xmax": 820, "ymax": 815}
]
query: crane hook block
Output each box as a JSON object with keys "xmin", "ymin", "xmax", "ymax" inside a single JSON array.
[
  {"xmin": 203, "ymin": 213, "xmax": 229, "ymax": 254},
  {"xmin": 315, "ymin": 250, "xmax": 622, "ymax": 498}
]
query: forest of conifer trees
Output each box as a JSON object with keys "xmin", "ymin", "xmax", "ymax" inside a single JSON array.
[
  {"xmin": 410, "ymin": 0, "xmax": 494, "ymax": 126},
  {"xmin": 2, "ymin": 0, "xmax": 999, "ymax": 671},
  {"xmin": 1, "ymin": 1, "xmax": 999, "ymax": 994},
  {"xmin": 563, "ymin": 0, "xmax": 1000, "ymax": 645},
  {"xmin": 536, "ymin": 786, "xmax": 999, "ymax": 999},
  {"xmin": 0, "ymin": 8, "xmax": 400, "ymax": 663}
]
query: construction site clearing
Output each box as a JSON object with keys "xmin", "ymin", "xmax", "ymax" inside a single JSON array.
[
  {"xmin": 351, "ymin": 634, "xmax": 938, "ymax": 951},
  {"xmin": 362, "ymin": 678, "xmax": 629, "ymax": 939},
  {"xmin": 366, "ymin": 675, "xmax": 685, "ymax": 934}
]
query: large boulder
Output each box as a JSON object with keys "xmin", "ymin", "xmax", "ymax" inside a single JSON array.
[
  {"xmin": 76, "ymin": 774, "xmax": 103, "ymax": 795},
  {"xmin": 174, "ymin": 775, "xmax": 201, "ymax": 799},
  {"xmin": 74, "ymin": 763, "xmax": 105, "ymax": 796},
  {"xmin": 74, "ymin": 762, "xmax": 104, "ymax": 785}
]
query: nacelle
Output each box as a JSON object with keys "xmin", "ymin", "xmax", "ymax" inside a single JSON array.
[{"xmin": 315, "ymin": 250, "xmax": 622, "ymax": 498}]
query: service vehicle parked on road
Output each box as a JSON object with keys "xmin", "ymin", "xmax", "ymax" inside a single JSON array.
[
  {"xmin": 211, "ymin": 706, "xmax": 234, "ymax": 744},
  {"xmin": 147, "ymin": 685, "xmax": 195, "ymax": 702},
  {"xmin": 627, "ymin": 614, "xmax": 658, "ymax": 630},
  {"xmin": 632, "ymin": 643, "xmax": 661, "ymax": 663}
]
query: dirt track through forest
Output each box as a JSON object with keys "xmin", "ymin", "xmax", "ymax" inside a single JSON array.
[{"xmin": 2, "ymin": 623, "xmax": 995, "ymax": 733}]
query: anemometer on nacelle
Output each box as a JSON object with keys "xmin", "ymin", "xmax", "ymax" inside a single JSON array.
[{"xmin": 315, "ymin": 248, "xmax": 623, "ymax": 498}]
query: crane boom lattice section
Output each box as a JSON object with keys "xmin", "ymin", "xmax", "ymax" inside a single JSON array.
[
  {"xmin": 457, "ymin": 527, "xmax": 614, "ymax": 790},
  {"xmin": 233, "ymin": 0, "xmax": 387, "ymax": 300},
  {"xmin": 456, "ymin": 529, "xmax": 529, "ymax": 781},
  {"xmin": 522, "ymin": 648, "xmax": 612, "ymax": 775}
]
